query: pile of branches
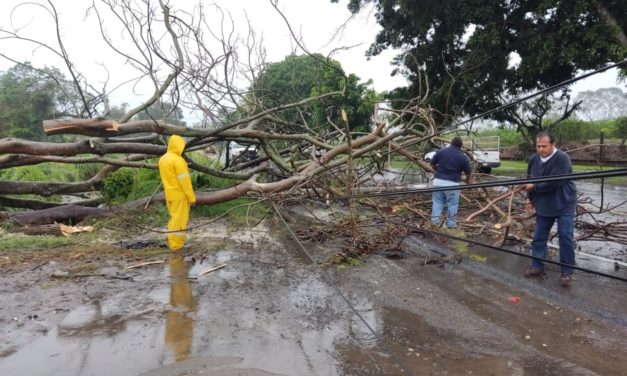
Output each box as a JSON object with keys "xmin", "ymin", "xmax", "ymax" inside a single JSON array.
[{"xmin": 290, "ymin": 177, "xmax": 627, "ymax": 259}]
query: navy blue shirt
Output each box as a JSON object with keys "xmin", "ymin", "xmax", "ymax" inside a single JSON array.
[
  {"xmin": 431, "ymin": 146, "xmax": 472, "ymax": 182},
  {"xmin": 527, "ymin": 149, "xmax": 577, "ymax": 217}
]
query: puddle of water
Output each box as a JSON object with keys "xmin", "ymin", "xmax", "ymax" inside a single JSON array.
[{"xmin": 0, "ymin": 248, "xmax": 368, "ymax": 376}]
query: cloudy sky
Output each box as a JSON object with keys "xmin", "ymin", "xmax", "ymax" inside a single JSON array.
[
  {"xmin": 0, "ymin": 1, "xmax": 406, "ymax": 100},
  {"xmin": 0, "ymin": 0, "xmax": 622, "ymax": 110}
]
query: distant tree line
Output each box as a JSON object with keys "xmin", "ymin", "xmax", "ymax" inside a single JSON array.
[{"xmin": 479, "ymin": 116, "xmax": 627, "ymax": 147}]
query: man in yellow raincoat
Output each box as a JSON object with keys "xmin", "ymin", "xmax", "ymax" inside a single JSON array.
[{"xmin": 158, "ymin": 135, "xmax": 196, "ymax": 252}]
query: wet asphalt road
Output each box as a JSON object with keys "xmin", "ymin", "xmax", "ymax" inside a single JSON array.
[{"xmin": 1, "ymin": 212, "xmax": 626, "ymax": 375}]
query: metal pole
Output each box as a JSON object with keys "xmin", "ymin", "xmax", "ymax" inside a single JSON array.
[{"xmin": 600, "ymin": 132, "xmax": 605, "ymax": 163}]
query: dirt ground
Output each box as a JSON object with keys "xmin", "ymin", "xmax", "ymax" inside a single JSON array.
[{"xmin": 0, "ymin": 210, "xmax": 626, "ymax": 376}]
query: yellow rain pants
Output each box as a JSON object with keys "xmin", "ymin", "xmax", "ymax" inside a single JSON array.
[{"xmin": 165, "ymin": 199, "xmax": 191, "ymax": 252}]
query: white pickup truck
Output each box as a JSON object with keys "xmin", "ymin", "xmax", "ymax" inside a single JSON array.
[{"xmin": 424, "ymin": 136, "xmax": 501, "ymax": 174}]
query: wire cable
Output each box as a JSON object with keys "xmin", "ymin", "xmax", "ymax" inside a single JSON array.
[
  {"xmin": 378, "ymin": 59, "xmax": 627, "ymax": 159},
  {"xmin": 452, "ymin": 60, "xmax": 627, "ymax": 129},
  {"xmin": 272, "ymin": 204, "xmax": 417, "ymax": 376},
  {"xmin": 386, "ymin": 219, "xmax": 627, "ymax": 283},
  {"xmin": 332, "ymin": 168, "xmax": 627, "ymax": 199}
]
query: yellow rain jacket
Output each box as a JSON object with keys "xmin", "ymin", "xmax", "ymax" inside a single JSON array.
[{"xmin": 158, "ymin": 135, "xmax": 196, "ymax": 251}]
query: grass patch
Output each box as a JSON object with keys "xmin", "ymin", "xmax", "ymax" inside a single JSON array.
[
  {"xmin": 192, "ymin": 198, "xmax": 270, "ymax": 227},
  {"xmin": 328, "ymin": 254, "xmax": 365, "ymax": 269},
  {"xmin": 0, "ymin": 234, "xmax": 78, "ymax": 252}
]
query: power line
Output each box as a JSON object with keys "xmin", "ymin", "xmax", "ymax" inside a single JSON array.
[
  {"xmin": 452, "ymin": 60, "xmax": 627, "ymax": 129},
  {"xmin": 386, "ymin": 219, "xmax": 627, "ymax": 283},
  {"xmin": 271, "ymin": 204, "xmax": 417, "ymax": 376},
  {"xmin": 332, "ymin": 168, "xmax": 627, "ymax": 199},
  {"xmin": 380, "ymin": 59, "xmax": 627, "ymax": 158}
]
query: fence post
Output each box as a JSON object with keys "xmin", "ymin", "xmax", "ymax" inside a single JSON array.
[{"xmin": 599, "ymin": 132, "xmax": 604, "ymax": 163}]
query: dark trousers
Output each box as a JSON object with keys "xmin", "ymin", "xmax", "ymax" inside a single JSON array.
[{"xmin": 531, "ymin": 213, "xmax": 575, "ymax": 274}]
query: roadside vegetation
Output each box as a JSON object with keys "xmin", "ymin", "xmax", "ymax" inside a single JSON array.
[
  {"xmin": 476, "ymin": 117, "xmax": 626, "ymax": 148},
  {"xmin": 493, "ymin": 160, "xmax": 627, "ymax": 185}
]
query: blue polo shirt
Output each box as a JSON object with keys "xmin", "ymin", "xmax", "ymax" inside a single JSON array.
[{"xmin": 431, "ymin": 146, "xmax": 472, "ymax": 182}]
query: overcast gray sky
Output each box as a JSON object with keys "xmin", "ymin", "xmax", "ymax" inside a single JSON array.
[
  {"xmin": 0, "ymin": 0, "xmax": 622, "ymax": 109},
  {"xmin": 0, "ymin": 0, "xmax": 406, "ymax": 101}
]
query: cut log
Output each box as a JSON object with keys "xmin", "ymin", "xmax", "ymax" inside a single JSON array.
[
  {"xmin": 16, "ymin": 224, "xmax": 63, "ymax": 236},
  {"xmin": 43, "ymin": 119, "xmax": 120, "ymax": 136}
]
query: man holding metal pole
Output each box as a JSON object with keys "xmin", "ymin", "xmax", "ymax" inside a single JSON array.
[{"xmin": 523, "ymin": 131, "xmax": 577, "ymax": 287}]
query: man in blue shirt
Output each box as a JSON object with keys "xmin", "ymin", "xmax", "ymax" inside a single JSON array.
[
  {"xmin": 430, "ymin": 137, "xmax": 473, "ymax": 228},
  {"xmin": 523, "ymin": 131, "xmax": 577, "ymax": 287}
]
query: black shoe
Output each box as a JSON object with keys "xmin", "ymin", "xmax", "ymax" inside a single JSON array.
[
  {"xmin": 559, "ymin": 274, "xmax": 573, "ymax": 287},
  {"xmin": 524, "ymin": 267, "xmax": 546, "ymax": 278}
]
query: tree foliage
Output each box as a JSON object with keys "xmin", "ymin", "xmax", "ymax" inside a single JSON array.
[
  {"xmin": 334, "ymin": 0, "xmax": 627, "ymax": 124},
  {"xmin": 0, "ymin": 64, "xmax": 79, "ymax": 140},
  {"xmin": 575, "ymin": 87, "xmax": 627, "ymax": 120},
  {"xmin": 614, "ymin": 116, "xmax": 627, "ymax": 144},
  {"xmin": 133, "ymin": 102, "xmax": 187, "ymax": 126},
  {"xmin": 499, "ymin": 89, "xmax": 581, "ymax": 149},
  {"xmin": 252, "ymin": 54, "xmax": 376, "ymax": 134}
]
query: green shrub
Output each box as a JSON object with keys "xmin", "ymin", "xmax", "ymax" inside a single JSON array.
[
  {"xmin": 552, "ymin": 119, "xmax": 590, "ymax": 142},
  {"xmin": 612, "ymin": 116, "xmax": 627, "ymax": 144},
  {"xmin": 476, "ymin": 128, "xmax": 522, "ymax": 147},
  {"xmin": 101, "ymin": 168, "xmax": 135, "ymax": 203},
  {"xmin": 192, "ymin": 198, "xmax": 269, "ymax": 226},
  {"xmin": 551, "ymin": 119, "xmax": 614, "ymax": 142},
  {"xmin": 0, "ymin": 164, "xmax": 59, "ymax": 181},
  {"xmin": 75, "ymin": 163, "xmax": 104, "ymax": 181},
  {"xmin": 126, "ymin": 168, "xmax": 161, "ymax": 201}
]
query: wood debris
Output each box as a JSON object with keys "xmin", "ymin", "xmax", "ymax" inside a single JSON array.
[
  {"xmin": 124, "ymin": 260, "xmax": 165, "ymax": 269},
  {"xmin": 198, "ymin": 264, "xmax": 228, "ymax": 276}
]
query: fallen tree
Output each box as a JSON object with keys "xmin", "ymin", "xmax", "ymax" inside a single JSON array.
[{"xmin": 0, "ymin": 0, "xmax": 441, "ymax": 226}]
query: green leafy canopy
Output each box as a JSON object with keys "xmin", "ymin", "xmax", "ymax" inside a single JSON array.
[
  {"xmin": 333, "ymin": 0, "xmax": 627, "ymax": 124},
  {"xmin": 252, "ymin": 53, "xmax": 379, "ymax": 134}
]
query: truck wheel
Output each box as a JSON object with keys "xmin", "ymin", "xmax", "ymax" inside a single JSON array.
[{"xmin": 478, "ymin": 166, "xmax": 492, "ymax": 174}]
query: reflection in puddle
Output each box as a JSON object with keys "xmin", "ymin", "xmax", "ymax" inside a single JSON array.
[
  {"xmin": 57, "ymin": 299, "xmax": 126, "ymax": 337},
  {"xmin": 165, "ymin": 256, "xmax": 197, "ymax": 362}
]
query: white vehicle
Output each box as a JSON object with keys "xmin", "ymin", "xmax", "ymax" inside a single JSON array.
[
  {"xmin": 223, "ymin": 142, "xmax": 259, "ymax": 164},
  {"xmin": 229, "ymin": 142, "xmax": 247, "ymax": 157},
  {"xmin": 424, "ymin": 136, "xmax": 500, "ymax": 174},
  {"xmin": 424, "ymin": 150, "xmax": 437, "ymax": 162},
  {"xmin": 467, "ymin": 136, "xmax": 500, "ymax": 173}
]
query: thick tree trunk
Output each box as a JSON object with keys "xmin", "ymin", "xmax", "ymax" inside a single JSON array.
[
  {"xmin": 0, "ymin": 196, "xmax": 101, "ymax": 210},
  {"xmin": 597, "ymin": 2, "xmax": 627, "ymax": 47},
  {"xmin": 10, "ymin": 205, "xmax": 111, "ymax": 226},
  {"xmin": 0, "ymin": 138, "xmax": 164, "ymax": 156}
]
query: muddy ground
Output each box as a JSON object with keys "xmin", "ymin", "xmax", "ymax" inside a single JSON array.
[{"xmin": 1, "ymin": 206, "xmax": 626, "ymax": 376}]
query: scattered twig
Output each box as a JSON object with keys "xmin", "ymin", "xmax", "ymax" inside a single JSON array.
[
  {"xmin": 72, "ymin": 273, "xmax": 140, "ymax": 280},
  {"xmin": 32, "ymin": 261, "xmax": 49, "ymax": 271},
  {"xmin": 124, "ymin": 260, "xmax": 165, "ymax": 269},
  {"xmin": 198, "ymin": 263, "xmax": 228, "ymax": 276}
]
